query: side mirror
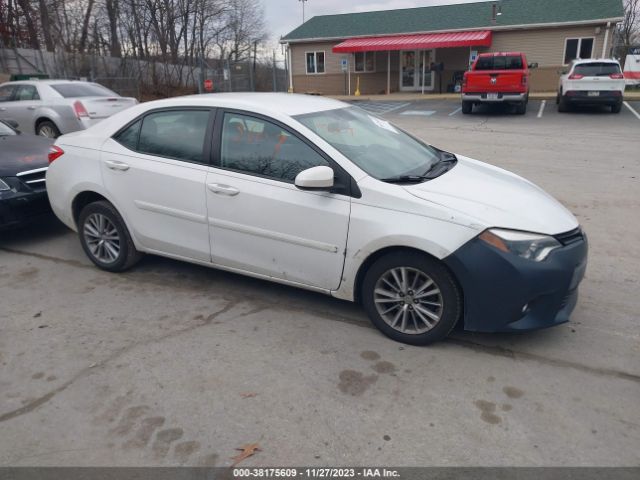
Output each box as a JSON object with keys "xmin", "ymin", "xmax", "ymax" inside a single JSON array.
[
  {"xmin": 295, "ymin": 166, "xmax": 334, "ymax": 190},
  {"xmin": 528, "ymin": 62, "xmax": 539, "ymax": 69}
]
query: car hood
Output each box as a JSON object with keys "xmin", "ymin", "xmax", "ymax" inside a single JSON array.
[
  {"xmin": 0, "ymin": 134, "xmax": 52, "ymax": 176},
  {"xmin": 403, "ymin": 155, "xmax": 578, "ymax": 235}
]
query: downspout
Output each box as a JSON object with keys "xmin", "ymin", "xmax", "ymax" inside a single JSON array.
[
  {"xmin": 387, "ymin": 51, "xmax": 391, "ymax": 95},
  {"xmin": 602, "ymin": 22, "xmax": 611, "ymax": 58},
  {"xmin": 288, "ymin": 44, "xmax": 294, "ymax": 93}
]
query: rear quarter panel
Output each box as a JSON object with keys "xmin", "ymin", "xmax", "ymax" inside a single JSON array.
[{"xmin": 46, "ymin": 136, "xmax": 109, "ymax": 231}]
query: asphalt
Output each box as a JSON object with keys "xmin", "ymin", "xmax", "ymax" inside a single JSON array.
[{"xmin": 0, "ymin": 99, "xmax": 638, "ymax": 467}]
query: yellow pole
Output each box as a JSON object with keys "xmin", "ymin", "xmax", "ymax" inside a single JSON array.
[{"xmin": 355, "ymin": 76, "xmax": 361, "ymax": 96}]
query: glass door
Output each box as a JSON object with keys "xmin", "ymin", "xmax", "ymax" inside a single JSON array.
[{"xmin": 400, "ymin": 50, "xmax": 435, "ymax": 91}]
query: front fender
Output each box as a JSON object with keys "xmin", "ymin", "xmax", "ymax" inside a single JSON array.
[{"xmin": 332, "ymin": 202, "xmax": 480, "ymax": 301}]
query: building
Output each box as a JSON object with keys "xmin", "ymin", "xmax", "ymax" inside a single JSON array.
[{"xmin": 281, "ymin": 0, "xmax": 625, "ymax": 95}]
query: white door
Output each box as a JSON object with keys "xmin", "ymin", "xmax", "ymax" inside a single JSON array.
[
  {"xmin": 100, "ymin": 108, "xmax": 214, "ymax": 262},
  {"xmin": 399, "ymin": 50, "xmax": 435, "ymax": 91},
  {"xmin": 206, "ymin": 111, "xmax": 351, "ymax": 290}
]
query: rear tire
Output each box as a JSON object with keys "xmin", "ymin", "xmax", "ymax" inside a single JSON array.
[
  {"xmin": 36, "ymin": 120, "xmax": 61, "ymax": 138},
  {"xmin": 558, "ymin": 94, "xmax": 570, "ymax": 113},
  {"xmin": 78, "ymin": 200, "xmax": 142, "ymax": 272},
  {"xmin": 611, "ymin": 102, "xmax": 622, "ymax": 114},
  {"xmin": 461, "ymin": 101, "xmax": 473, "ymax": 114},
  {"xmin": 515, "ymin": 101, "xmax": 527, "ymax": 115},
  {"xmin": 361, "ymin": 251, "xmax": 462, "ymax": 346}
]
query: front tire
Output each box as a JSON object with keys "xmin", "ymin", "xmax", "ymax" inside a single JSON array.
[
  {"xmin": 78, "ymin": 201, "xmax": 142, "ymax": 272},
  {"xmin": 36, "ymin": 120, "xmax": 61, "ymax": 138},
  {"xmin": 362, "ymin": 251, "xmax": 462, "ymax": 346}
]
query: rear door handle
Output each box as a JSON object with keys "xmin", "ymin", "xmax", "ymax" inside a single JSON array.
[
  {"xmin": 207, "ymin": 183, "xmax": 239, "ymax": 196},
  {"xmin": 0, "ymin": 107, "xmax": 6, "ymax": 112},
  {"xmin": 105, "ymin": 160, "xmax": 130, "ymax": 171},
  {"xmin": 27, "ymin": 106, "xmax": 37, "ymax": 110}
]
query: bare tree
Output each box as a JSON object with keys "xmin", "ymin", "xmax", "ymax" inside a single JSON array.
[{"xmin": 617, "ymin": 0, "xmax": 640, "ymax": 64}]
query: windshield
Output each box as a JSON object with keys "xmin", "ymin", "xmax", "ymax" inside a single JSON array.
[
  {"xmin": 294, "ymin": 107, "xmax": 440, "ymax": 179},
  {"xmin": 50, "ymin": 83, "xmax": 118, "ymax": 98},
  {"xmin": 574, "ymin": 63, "xmax": 621, "ymax": 76},
  {"xmin": 0, "ymin": 122, "xmax": 17, "ymax": 136}
]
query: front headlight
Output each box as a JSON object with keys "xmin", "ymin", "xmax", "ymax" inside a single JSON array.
[
  {"xmin": 0, "ymin": 178, "xmax": 11, "ymax": 192},
  {"xmin": 479, "ymin": 228, "xmax": 561, "ymax": 262}
]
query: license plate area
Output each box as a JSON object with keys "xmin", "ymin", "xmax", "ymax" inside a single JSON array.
[
  {"xmin": 486, "ymin": 93, "xmax": 499, "ymax": 100},
  {"xmin": 588, "ymin": 91, "xmax": 600, "ymax": 97}
]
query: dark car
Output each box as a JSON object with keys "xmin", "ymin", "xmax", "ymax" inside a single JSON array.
[{"xmin": 0, "ymin": 119, "xmax": 54, "ymax": 229}]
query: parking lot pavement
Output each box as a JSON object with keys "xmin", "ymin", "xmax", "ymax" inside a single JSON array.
[{"xmin": 1, "ymin": 100, "xmax": 639, "ymax": 467}]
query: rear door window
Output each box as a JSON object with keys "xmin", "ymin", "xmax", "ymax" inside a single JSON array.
[
  {"xmin": 50, "ymin": 83, "xmax": 118, "ymax": 98},
  {"xmin": 14, "ymin": 85, "xmax": 40, "ymax": 101},
  {"xmin": 573, "ymin": 63, "xmax": 621, "ymax": 77},
  {"xmin": 137, "ymin": 110, "xmax": 211, "ymax": 163}
]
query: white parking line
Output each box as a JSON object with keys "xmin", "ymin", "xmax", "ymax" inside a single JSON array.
[
  {"xmin": 449, "ymin": 107, "xmax": 462, "ymax": 116},
  {"xmin": 537, "ymin": 100, "xmax": 546, "ymax": 118},
  {"xmin": 400, "ymin": 110, "xmax": 436, "ymax": 116},
  {"xmin": 624, "ymin": 101, "xmax": 640, "ymax": 120}
]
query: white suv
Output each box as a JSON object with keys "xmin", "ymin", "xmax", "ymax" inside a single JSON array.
[{"xmin": 557, "ymin": 59, "xmax": 625, "ymax": 113}]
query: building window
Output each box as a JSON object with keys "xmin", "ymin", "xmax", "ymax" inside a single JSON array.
[
  {"xmin": 354, "ymin": 52, "xmax": 375, "ymax": 72},
  {"xmin": 564, "ymin": 37, "xmax": 594, "ymax": 64},
  {"xmin": 306, "ymin": 51, "xmax": 325, "ymax": 74}
]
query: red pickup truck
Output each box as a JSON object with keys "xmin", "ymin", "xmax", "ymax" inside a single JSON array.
[{"xmin": 461, "ymin": 52, "xmax": 536, "ymax": 115}]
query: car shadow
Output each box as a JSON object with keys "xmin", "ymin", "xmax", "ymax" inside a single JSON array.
[
  {"xmin": 1, "ymin": 215, "xmax": 567, "ymax": 352},
  {"xmin": 0, "ymin": 214, "xmax": 69, "ymax": 247},
  {"xmin": 467, "ymin": 103, "xmax": 525, "ymax": 116}
]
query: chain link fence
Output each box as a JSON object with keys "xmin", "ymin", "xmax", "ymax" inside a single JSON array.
[{"xmin": 0, "ymin": 48, "xmax": 289, "ymax": 99}]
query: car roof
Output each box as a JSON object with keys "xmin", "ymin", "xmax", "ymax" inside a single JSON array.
[
  {"xmin": 0, "ymin": 79, "xmax": 98, "ymax": 86},
  {"xmin": 478, "ymin": 52, "xmax": 523, "ymax": 57},
  {"xmin": 571, "ymin": 58, "xmax": 620, "ymax": 65},
  {"xmin": 141, "ymin": 93, "xmax": 350, "ymax": 117}
]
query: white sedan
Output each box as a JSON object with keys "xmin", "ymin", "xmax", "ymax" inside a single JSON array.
[{"xmin": 45, "ymin": 93, "xmax": 588, "ymax": 345}]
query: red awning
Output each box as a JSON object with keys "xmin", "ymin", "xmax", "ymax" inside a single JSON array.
[{"xmin": 332, "ymin": 31, "xmax": 492, "ymax": 53}]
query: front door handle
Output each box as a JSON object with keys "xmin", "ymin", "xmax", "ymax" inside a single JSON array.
[
  {"xmin": 27, "ymin": 106, "xmax": 36, "ymax": 110},
  {"xmin": 0, "ymin": 107, "xmax": 6, "ymax": 112},
  {"xmin": 105, "ymin": 160, "xmax": 130, "ymax": 171},
  {"xmin": 207, "ymin": 183, "xmax": 239, "ymax": 196}
]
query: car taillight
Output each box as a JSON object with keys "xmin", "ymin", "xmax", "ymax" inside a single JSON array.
[
  {"xmin": 462, "ymin": 74, "xmax": 467, "ymax": 88},
  {"xmin": 48, "ymin": 145, "xmax": 64, "ymax": 163},
  {"xmin": 522, "ymin": 74, "xmax": 528, "ymax": 86},
  {"xmin": 568, "ymin": 74, "xmax": 584, "ymax": 80},
  {"xmin": 73, "ymin": 101, "xmax": 89, "ymax": 119},
  {"xmin": 609, "ymin": 73, "xmax": 624, "ymax": 79}
]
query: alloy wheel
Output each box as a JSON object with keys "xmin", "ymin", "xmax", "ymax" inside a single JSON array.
[
  {"xmin": 373, "ymin": 267, "xmax": 444, "ymax": 334},
  {"xmin": 38, "ymin": 125, "xmax": 58, "ymax": 138},
  {"xmin": 83, "ymin": 213, "xmax": 121, "ymax": 263}
]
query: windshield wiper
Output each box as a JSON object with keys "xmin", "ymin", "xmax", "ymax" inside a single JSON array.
[{"xmin": 380, "ymin": 175, "xmax": 430, "ymax": 184}]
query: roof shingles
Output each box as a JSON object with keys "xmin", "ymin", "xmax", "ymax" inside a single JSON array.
[{"xmin": 282, "ymin": 0, "xmax": 624, "ymax": 42}]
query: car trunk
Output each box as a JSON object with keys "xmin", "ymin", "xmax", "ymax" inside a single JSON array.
[{"xmin": 78, "ymin": 96, "xmax": 137, "ymax": 119}]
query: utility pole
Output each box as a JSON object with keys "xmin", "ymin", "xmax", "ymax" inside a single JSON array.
[{"xmin": 298, "ymin": 0, "xmax": 308, "ymax": 24}]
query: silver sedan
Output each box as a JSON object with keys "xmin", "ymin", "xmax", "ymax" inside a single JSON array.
[{"xmin": 0, "ymin": 80, "xmax": 137, "ymax": 138}]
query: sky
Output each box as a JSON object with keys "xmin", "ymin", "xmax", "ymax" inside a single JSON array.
[{"xmin": 264, "ymin": 0, "xmax": 484, "ymax": 48}]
